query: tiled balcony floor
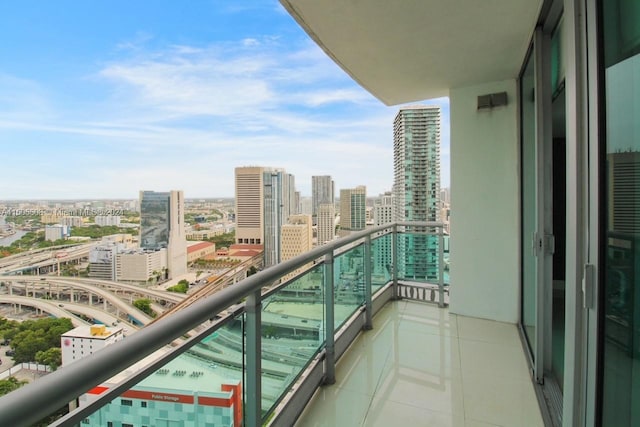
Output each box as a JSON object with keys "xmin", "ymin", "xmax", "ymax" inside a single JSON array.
[{"xmin": 295, "ymin": 300, "xmax": 544, "ymax": 427}]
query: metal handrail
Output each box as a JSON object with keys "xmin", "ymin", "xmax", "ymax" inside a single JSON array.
[{"xmin": 0, "ymin": 222, "xmax": 442, "ymax": 426}]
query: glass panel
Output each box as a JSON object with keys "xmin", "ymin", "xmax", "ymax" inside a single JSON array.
[
  {"xmin": 260, "ymin": 265, "xmax": 325, "ymax": 419},
  {"xmin": 397, "ymin": 226, "xmax": 440, "ymax": 283},
  {"xmin": 551, "ymin": 18, "xmax": 565, "ymax": 97},
  {"xmin": 334, "ymin": 244, "xmax": 365, "ymax": 329},
  {"xmin": 601, "ymin": 0, "xmax": 640, "ymax": 424},
  {"xmin": 371, "ymin": 233, "xmax": 392, "ymax": 293},
  {"xmin": 79, "ymin": 314, "xmax": 245, "ymax": 427},
  {"xmin": 551, "ymin": 89, "xmax": 567, "ymax": 391},
  {"xmin": 520, "ymin": 48, "xmax": 537, "ymax": 356}
]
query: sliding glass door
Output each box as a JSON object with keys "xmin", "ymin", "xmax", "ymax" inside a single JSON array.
[{"xmin": 599, "ymin": 0, "xmax": 640, "ymax": 424}]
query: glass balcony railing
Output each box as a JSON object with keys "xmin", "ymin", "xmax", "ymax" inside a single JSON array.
[{"xmin": 0, "ymin": 222, "xmax": 446, "ymax": 427}]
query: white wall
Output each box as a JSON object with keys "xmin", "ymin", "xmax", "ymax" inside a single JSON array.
[{"xmin": 449, "ymin": 79, "xmax": 520, "ymax": 323}]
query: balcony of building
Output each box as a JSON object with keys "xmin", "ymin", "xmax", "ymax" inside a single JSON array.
[
  {"xmin": 0, "ymin": 223, "xmax": 545, "ymax": 427},
  {"xmin": 296, "ymin": 301, "xmax": 542, "ymax": 427}
]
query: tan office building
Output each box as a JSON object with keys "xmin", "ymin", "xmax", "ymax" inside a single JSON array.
[
  {"xmin": 235, "ymin": 166, "xmax": 265, "ymax": 245},
  {"xmin": 280, "ymin": 214, "xmax": 313, "ymax": 283}
]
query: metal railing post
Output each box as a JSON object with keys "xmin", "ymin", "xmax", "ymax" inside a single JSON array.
[
  {"xmin": 323, "ymin": 252, "xmax": 336, "ymax": 385},
  {"xmin": 364, "ymin": 235, "xmax": 373, "ymax": 330},
  {"xmin": 245, "ymin": 290, "xmax": 262, "ymax": 426},
  {"xmin": 438, "ymin": 225, "xmax": 445, "ymax": 308},
  {"xmin": 392, "ymin": 224, "xmax": 399, "ymax": 299}
]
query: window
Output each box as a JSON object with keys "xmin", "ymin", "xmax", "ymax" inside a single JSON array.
[
  {"xmin": 141, "ymin": 401, "xmax": 147, "ymax": 408},
  {"xmin": 121, "ymin": 399, "xmax": 133, "ymax": 406}
]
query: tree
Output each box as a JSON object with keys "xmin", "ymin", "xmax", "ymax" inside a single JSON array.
[
  {"xmin": 167, "ymin": 279, "xmax": 189, "ymax": 293},
  {"xmin": 4, "ymin": 317, "xmax": 73, "ymax": 363},
  {"xmin": 35, "ymin": 348, "xmax": 62, "ymax": 371},
  {"xmin": 133, "ymin": 299, "xmax": 155, "ymax": 317},
  {"xmin": 0, "ymin": 377, "xmax": 28, "ymax": 397}
]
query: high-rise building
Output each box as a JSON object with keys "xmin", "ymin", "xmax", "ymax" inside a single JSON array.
[
  {"xmin": 299, "ymin": 197, "xmax": 312, "ymax": 215},
  {"xmin": 312, "ymin": 176, "xmax": 334, "ymax": 225},
  {"xmin": 263, "ymin": 169, "xmax": 284, "ymax": 268},
  {"xmin": 139, "ymin": 190, "xmax": 186, "ymax": 279},
  {"xmin": 373, "ymin": 192, "xmax": 395, "ymax": 279},
  {"xmin": 263, "ymin": 169, "xmax": 297, "ymax": 267},
  {"xmin": 95, "ymin": 215, "xmax": 121, "ymax": 227},
  {"xmin": 235, "ymin": 166, "xmax": 297, "ymax": 268},
  {"xmin": 44, "ymin": 224, "xmax": 70, "ymax": 242},
  {"xmin": 88, "ymin": 244, "xmax": 120, "ymax": 280},
  {"xmin": 59, "ymin": 216, "xmax": 84, "ymax": 227},
  {"xmin": 280, "ymin": 214, "xmax": 313, "ymax": 281},
  {"xmin": 393, "ymin": 105, "xmax": 441, "ymax": 280},
  {"xmin": 374, "ymin": 192, "xmax": 394, "ymax": 226},
  {"xmin": 339, "ymin": 186, "xmax": 366, "ymax": 237},
  {"xmin": 316, "ymin": 203, "xmax": 335, "ymax": 246},
  {"xmin": 235, "ymin": 167, "xmax": 265, "ymax": 245}
]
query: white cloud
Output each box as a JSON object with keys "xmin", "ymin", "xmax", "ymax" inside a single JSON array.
[{"xmin": 0, "ymin": 35, "xmax": 450, "ymax": 199}]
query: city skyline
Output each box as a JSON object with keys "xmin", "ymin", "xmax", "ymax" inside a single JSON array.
[{"xmin": 0, "ymin": 1, "xmax": 450, "ymax": 200}]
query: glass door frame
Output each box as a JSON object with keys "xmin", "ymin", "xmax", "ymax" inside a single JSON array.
[{"xmin": 519, "ymin": 1, "xmax": 574, "ymax": 425}]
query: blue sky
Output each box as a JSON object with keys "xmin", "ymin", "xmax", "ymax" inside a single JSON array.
[{"xmin": 0, "ymin": 0, "xmax": 449, "ymax": 200}]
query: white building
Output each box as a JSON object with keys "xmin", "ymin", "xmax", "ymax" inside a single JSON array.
[
  {"xmin": 44, "ymin": 224, "xmax": 70, "ymax": 242},
  {"xmin": 61, "ymin": 324, "xmax": 125, "ymax": 366},
  {"xmin": 88, "ymin": 244, "xmax": 121, "ymax": 281},
  {"xmin": 95, "ymin": 215, "xmax": 121, "ymax": 226},
  {"xmin": 115, "ymin": 249, "xmax": 166, "ymax": 283},
  {"xmin": 374, "ymin": 192, "xmax": 394, "ymax": 226},
  {"xmin": 59, "ymin": 216, "xmax": 84, "ymax": 228}
]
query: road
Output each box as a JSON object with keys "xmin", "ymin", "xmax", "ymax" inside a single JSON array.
[
  {"xmin": 1, "ymin": 278, "xmax": 153, "ymax": 325},
  {"xmin": 0, "ymin": 296, "xmax": 88, "ymax": 327}
]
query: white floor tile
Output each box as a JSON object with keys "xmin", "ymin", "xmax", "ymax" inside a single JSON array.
[{"xmin": 295, "ymin": 301, "xmax": 543, "ymax": 427}]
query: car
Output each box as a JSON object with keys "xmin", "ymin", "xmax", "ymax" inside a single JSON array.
[{"xmin": 5, "ymin": 350, "xmax": 15, "ymax": 357}]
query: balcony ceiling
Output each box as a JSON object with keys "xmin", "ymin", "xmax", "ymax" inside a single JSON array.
[{"xmin": 281, "ymin": 0, "xmax": 543, "ymax": 105}]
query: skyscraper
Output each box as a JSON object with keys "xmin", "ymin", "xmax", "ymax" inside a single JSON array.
[
  {"xmin": 374, "ymin": 191, "xmax": 394, "ymax": 226},
  {"xmin": 139, "ymin": 190, "xmax": 187, "ymax": 279},
  {"xmin": 316, "ymin": 203, "xmax": 335, "ymax": 246},
  {"xmin": 263, "ymin": 169, "xmax": 285, "ymax": 268},
  {"xmin": 339, "ymin": 186, "xmax": 366, "ymax": 237},
  {"xmin": 280, "ymin": 214, "xmax": 313, "ymax": 281},
  {"xmin": 235, "ymin": 167, "xmax": 265, "ymax": 245},
  {"xmin": 393, "ymin": 105, "xmax": 441, "ymax": 280},
  {"xmin": 373, "ymin": 192, "xmax": 394, "ymax": 279},
  {"xmin": 312, "ymin": 175, "xmax": 334, "ymax": 225},
  {"xmin": 235, "ymin": 166, "xmax": 297, "ymax": 268}
]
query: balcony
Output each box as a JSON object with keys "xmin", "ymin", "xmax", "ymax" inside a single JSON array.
[
  {"xmin": 0, "ymin": 223, "xmax": 542, "ymax": 426},
  {"xmin": 296, "ymin": 301, "xmax": 542, "ymax": 426}
]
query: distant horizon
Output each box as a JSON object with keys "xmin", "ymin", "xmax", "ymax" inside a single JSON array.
[{"xmin": 0, "ymin": 186, "xmax": 452, "ymax": 204}]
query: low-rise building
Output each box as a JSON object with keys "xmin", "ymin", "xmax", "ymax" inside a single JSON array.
[
  {"xmin": 115, "ymin": 249, "xmax": 166, "ymax": 283},
  {"xmin": 186, "ymin": 241, "xmax": 216, "ymax": 263},
  {"xmin": 61, "ymin": 324, "xmax": 125, "ymax": 367}
]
